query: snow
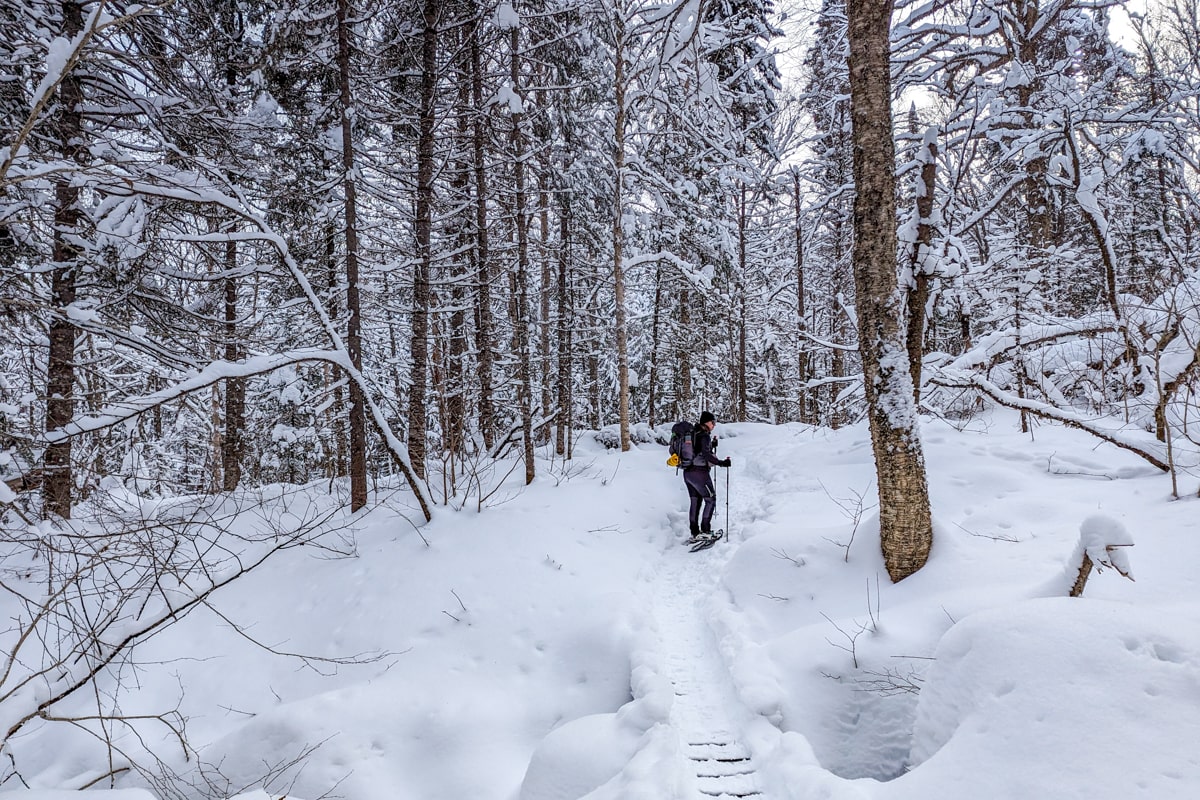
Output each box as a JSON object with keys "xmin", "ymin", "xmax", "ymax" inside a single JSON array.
[
  {"xmin": 494, "ymin": 84, "xmax": 525, "ymax": 115},
  {"xmin": 495, "ymin": 2, "xmax": 519, "ymax": 30},
  {"xmin": 5, "ymin": 408, "xmax": 1200, "ymax": 800},
  {"xmin": 63, "ymin": 301, "xmax": 99, "ymax": 323}
]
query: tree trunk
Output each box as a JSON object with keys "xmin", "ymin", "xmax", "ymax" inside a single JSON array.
[
  {"xmin": 469, "ymin": 4, "xmax": 496, "ymax": 450},
  {"xmin": 677, "ymin": 284, "xmax": 692, "ymax": 419},
  {"xmin": 794, "ymin": 170, "xmax": 812, "ymax": 424},
  {"xmin": 556, "ymin": 196, "xmax": 573, "ymax": 457},
  {"xmin": 325, "ymin": 229, "xmax": 348, "ymax": 478},
  {"xmin": 337, "ymin": 0, "xmax": 369, "ymax": 511},
  {"xmin": 538, "ymin": 133, "xmax": 553, "ymax": 439},
  {"xmin": 648, "ymin": 262, "xmax": 664, "ymax": 427},
  {"xmin": 410, "ymin": 0, "xmax": 440, "ymax": 482},
  {"xmin": 829, "ymin": 221, "xmax": 847, "ymax": 429},
  {"xmin": 221, "ymin": 53, "xmax": 244, "ymax": 492},
  {"xmin": 208, "ymin": 217, "xmax": 224, "ymax": 494},
  {"xmin": 447, "ymin": 27, "xmax": 471, "ymax": 467},
  {"xmin": 381, "ymin": 271, "xmax": 405, "ymax": 430},
  {"xmin": 510, "ymin": 19, "xmax": 536, "ymax": 484},
  {"xmin": 736, "ymin": 183, "xmax": 748, "ymax": 422},
  {"xmin": 223, "ymin": 232, "xmax": 244, "ymax": 491},
  {"xmin": 847, "ymin": 0, "xmax": 933, "ymax": 582},
  {"xmin": 905, "ymin": 128, "xmax": 937, "ymax": 405},
  {"xmin": 612, "ymin": 15, "xmax": 632, "ymax": 451},
  {"xmin": 43, "ymin": 0, "xmax": 85, "ymax": 519},
  {"xmin": 588, "ymin": 350, "xmax": 600, "ymax": 430}
]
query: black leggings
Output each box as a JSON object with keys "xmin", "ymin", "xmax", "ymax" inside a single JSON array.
[{"xmin": 683, "ymin": 468, "xmax": 716, "ymax": 533}]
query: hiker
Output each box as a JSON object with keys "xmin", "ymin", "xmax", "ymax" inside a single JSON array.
[{"xmin": 683, "ymin": 410, "xmax": 731, "ymax": 541}]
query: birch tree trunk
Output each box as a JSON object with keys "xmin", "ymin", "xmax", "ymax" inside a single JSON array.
[
  {"xmin": 829, "ymin": 221, "xmax": 849, "ymax": 428},
  {"xmin": 847, "ymin": 0, "xmax": 933, "ymax": 582},
  {"xmin": 905, "ymin": 127, "xmax": 936, "ymax": 405}
]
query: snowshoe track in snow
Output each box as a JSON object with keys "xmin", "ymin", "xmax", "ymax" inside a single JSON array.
[
  {"xmin": 646, "ymin": 533, "xmax": 768, "ymax": 798},
  {"xmin": 687, "ymin": 740, "xmax": 762, "ymax": 798}
]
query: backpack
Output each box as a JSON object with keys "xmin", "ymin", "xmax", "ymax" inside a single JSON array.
[{"xmin": 667, "ymin": 421, "xmax": 702, "ymax": 469}]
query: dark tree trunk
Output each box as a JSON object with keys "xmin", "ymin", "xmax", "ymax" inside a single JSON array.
[
  {"xmin": 847, "ymin": 0, "xmax": 933, "ymax": 582},
  {"xmin": 43, "ymin": 0, "xmax": 85, "ymax": 519},
  {"xmin": 469, "ymin": 4, "xmax": 496, "ymax": 450},
  {"xmin": 409, "ymin": 0, "xmax": 440, "ymax": 482},
  {"xmin": 736, "ymin": 184, "xmax": 748, "ymax": 422},
  {"xmin": 327, "ymin": 230, "xmax": 348, "ymax": 479},
  {"xmin": 538, "ymin": 134, "xmax": 553, "ymax": 439},
  {"xmin": 223, "ymin": 235, "xmax": 244, "ymax": 491},
  {"xmin": 556, "ymin": 197, "xmax": 573, "ymax": 457},
  {"xmin": 794, "ymin": 170, "xmax": 813, "ymax": 424},
  {"xmin": 676, "ymin": 284, "xmax": 692, "ymax": 420},
  {"xmin": 648, "ymin": 262, "xmax": 664, "ymax": 427},
  {"xmin": 509, "ymin": 20, "xmax": 535, "ymax": 484},
  {"xmin": 336, "ymin": 0, "xmax": 368, "ymax": 510},
  {"xmin": 588, "ymin": 349, "xmax": 600, "ymax": 430},
  {"xmin": 446, "ymin": 27, "xmax": 472, "ymax": 466},
  {"xmin": 221, "ymin": 53, "xmax": 244, "ymax": 492}
]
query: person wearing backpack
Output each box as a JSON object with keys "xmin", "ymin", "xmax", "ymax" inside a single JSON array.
[{"xmin": 683, "ymin": 410, "xmax": 731, "ymax": 542}]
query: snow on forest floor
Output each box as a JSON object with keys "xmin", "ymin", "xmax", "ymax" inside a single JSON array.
[{"xmin": 7, "ymin": 409, "xmax": 1200, "ymax": 800}]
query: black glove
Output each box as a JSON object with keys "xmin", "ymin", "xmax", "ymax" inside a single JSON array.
[{"xmin": 720, "ymin": 458, "xmax": 732, "ymax": 468}]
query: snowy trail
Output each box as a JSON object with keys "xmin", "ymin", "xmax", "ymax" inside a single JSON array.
[{"xmin": 644, "ymin": 527, "xmax": 767, "ymax": 799}]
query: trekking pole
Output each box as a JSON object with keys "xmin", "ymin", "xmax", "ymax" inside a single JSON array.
[{"xmin": 720, "ymin": 465, "xmax": 729, "ymax": 542}]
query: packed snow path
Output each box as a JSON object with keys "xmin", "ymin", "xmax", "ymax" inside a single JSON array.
[{"xmin": 648, "ymin": 533, "xmax": 766, "ymax": 798}]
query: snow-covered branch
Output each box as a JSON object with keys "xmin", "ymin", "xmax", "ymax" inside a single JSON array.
[{"xmin": 930, "ymin": 371, "xmax": 1170, "ymax": 471}]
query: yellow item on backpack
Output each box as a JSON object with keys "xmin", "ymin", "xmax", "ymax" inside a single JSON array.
[{"xmin": 666, "ymin": 453, "xmax": 680, "ymax": 468}]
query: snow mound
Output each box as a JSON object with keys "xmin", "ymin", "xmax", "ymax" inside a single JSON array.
[
  {"xmin": 519, "ymin": 666, "xmax": 674, "ymax": 800},
  {"xmin": 904, "ymin": 598, "xmax": 1200, "ymax": 796}
]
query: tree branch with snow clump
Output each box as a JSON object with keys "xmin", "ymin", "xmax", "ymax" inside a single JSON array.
[{"xmin": 1067, "ymin": 515, "xmax": 1135, "ymax": 598}]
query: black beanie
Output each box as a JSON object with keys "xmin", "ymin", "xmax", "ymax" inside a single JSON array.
[{"xmin": 699, "ymin": 410, "xmax": 716, "ymax": 425}]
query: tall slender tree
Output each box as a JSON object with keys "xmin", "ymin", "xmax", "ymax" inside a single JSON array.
[
  {"xmin": 42, "ymin": 0, "xmax": 87, "ymax": 519},
  {"xmin": 336, "ymin": 0, "xmax": 368, "ymax": 510},
  {"xmin": 409, "ymin": 0, "xmax": 441, "ymax": 482}
]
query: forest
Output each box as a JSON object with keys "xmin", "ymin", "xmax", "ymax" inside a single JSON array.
[
  {"xmin": 2, "ymin": 0, "xmax": 1200, "ymax": 792},
  {"xmin": 4, "ymin": 0, "xmax": 1200, "ymax": 511}
]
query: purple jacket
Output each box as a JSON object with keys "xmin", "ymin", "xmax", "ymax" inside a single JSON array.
[{"xmin": 684, "ymin": 426, "xmax": 723, "ymax": 469}]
